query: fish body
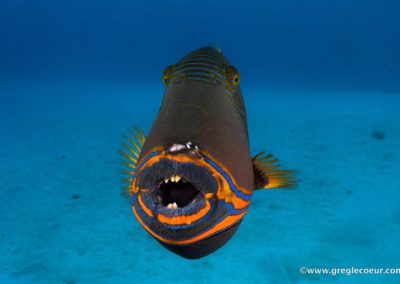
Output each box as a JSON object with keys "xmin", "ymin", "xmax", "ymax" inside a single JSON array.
[{"xmin": 122, "ymin": 47, "xmax": 295, "ymax": 259}]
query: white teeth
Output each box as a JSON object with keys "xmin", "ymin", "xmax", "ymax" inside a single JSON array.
[
  {"xmin": 165, "ymin": 175, "xmax": 183, "ymax": 183},
  {"xmin": 167, "ymin": 202, "xmax": 178, "ymax": 209}
]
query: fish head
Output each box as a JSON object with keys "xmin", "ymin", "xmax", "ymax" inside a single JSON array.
[{"xmin": 130, "ymin": 142, "xmax": 252, "ymax": 259}]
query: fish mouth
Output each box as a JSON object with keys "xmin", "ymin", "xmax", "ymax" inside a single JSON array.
[
  {"xmin": 158, "ymin": 176, "xmax": 201, "ymax": 208},
  {"xmin": 138, "ymin": 159, "xmax": 218, "ymax": 210}
]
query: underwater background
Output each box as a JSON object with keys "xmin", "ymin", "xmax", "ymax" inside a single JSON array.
[{"xmin": 0, "ymin": 1, "xmax": 399, "ymax": 283}]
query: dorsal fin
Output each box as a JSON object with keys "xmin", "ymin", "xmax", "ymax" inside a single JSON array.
[
  {"xmin": 213, "ymin": 45, "xmax": 222, "ymax": 53},
  {"xmin": 252, "ymin": 152, "xmax": 296, "ymax": 189},
  {"xmin": 120, "ymin": 126, "xmax": 146, "ymax": 196}
]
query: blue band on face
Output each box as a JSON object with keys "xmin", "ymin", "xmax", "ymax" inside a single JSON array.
[{"xmin": 203, "ymin": 156, "xmax": 252, "ymax": 201}]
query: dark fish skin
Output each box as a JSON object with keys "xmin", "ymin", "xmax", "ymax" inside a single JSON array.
[
  {"xmin": 139, "ymin": 47, "xmax": 254, "ymax": 191},
  {"xmin": 123, "ymin": 47, "xmax": 295, "ymax": 259},
  {"xmin": 159, "ymin": 221, "xmax": 242, "ymax": 259},
  {"xmin": 133, "ymin": 47, "xmax": 255, "ymax": 258}
]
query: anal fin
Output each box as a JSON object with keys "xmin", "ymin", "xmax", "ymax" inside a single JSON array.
[{"xmin": 252, "ymin": 152, "xmax": 296, "ymax": 189}]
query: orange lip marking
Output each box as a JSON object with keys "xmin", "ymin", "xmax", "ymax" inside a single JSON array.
[
  {"xmin": 138, "ymin": 194, "xmax": 154, "ymax": 218},
  {"xmin": 157, "ymin": 200, "xmax": 211, "ymax": 226},
  {"xmin": 131, "ymin": 147, "xmax": 251, "ymax": 245},
  {"xmin": 133, "ymin": 148, "xmax": 252, "ymax": 210},
  {"xmin": 132, "ymin": 205, "xmax": 247, "ymax": 245}
]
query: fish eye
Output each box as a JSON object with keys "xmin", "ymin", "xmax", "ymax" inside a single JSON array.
[
  {"xmin": 225, "ymin": 65, "xmax": 240, "ymax": 87},
  {"xmin": 163, "ymin": 65, "xmax": 174, "ymax": 85},
  {"xmin": 232, "ymin": 74, "xmax": 240, "ymax": 86}
]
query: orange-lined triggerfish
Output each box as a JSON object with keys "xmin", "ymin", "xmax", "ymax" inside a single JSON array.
[{"xmin": 121, "ymin": 46, "xmax": 296, "ymax": 259}]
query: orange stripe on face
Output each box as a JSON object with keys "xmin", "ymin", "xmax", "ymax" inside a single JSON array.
[
  {"xmin": 131, "ymin": 181, "xmax": 139, "ymax": 194},
  {"xmin": 215, "ymin": 175, "xmax": 251, "ymax": 210},
  {"xmin": 138, "ymin": 194, "xmax": 154, "ymax": 218},
  {"xmin": 132, "ymin": 204, "xmax": 247, "ymax": 245},
  {"xmin": 157, "ymin": 200, "xmax": 211, "ymax": 226}
]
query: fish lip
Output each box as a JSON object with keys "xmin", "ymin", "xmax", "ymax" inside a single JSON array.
[
  {"xmin": 137, "ymin": 158, "xmax": 218, "ymax": 211},
  {"xmin": 152, "ymin": 194, "xmax": 207, "ymax": 217}
]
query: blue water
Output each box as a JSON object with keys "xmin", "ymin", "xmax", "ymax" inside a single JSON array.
[{"xmin": 0, "ymin": 1, "xmax": 399, "ymax": 284}]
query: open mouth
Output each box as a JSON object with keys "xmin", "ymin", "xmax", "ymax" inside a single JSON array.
[
  {"xmin": 157, "ymin": 175, "xmax": 202, "ymax": 208},
  {"xmin": 137, "ymin": 159, "xmax": 218, "ymax": 211}
]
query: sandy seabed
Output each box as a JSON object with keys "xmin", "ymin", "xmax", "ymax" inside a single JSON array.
[{"xmin": 0, "ymin": 81, "xmax": 399, "ymax": 284}]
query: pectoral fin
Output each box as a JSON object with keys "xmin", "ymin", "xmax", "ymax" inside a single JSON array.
[
  {"xmin": 120, "ymin": 126, "xmax": 146, "ymax": 195},
  {"xmin": 252, "ymin": 152, "xmax": 296, "ymax": 189}
]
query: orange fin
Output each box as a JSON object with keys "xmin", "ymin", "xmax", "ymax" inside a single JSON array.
[
  {"xmin": 252, "ymin": 152, "xmax": 296, "ymax": 189},
  {"xmin": 120, "ymin": 126, "xmax": 146, "ymax": 196}
]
